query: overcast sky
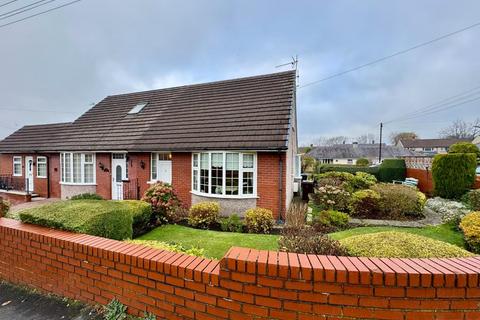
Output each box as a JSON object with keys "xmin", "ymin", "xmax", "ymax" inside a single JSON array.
[{"xmin": 0, "ymin": 0, "xmax": 479, "ymax": 145}]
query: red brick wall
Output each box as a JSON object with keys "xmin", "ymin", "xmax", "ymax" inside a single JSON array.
[
  {"xmin": 257, "ymin": 152, "xmax": 287, "ymax": 220},
  {"xmin": 1, "ymin": 218, "xmax": 480, "ymax": 320},
  {"xmin": 127, "ymin": 153, "xmax": 151, "ymax": 198},
  {"xmin": 48, "ymin": 154, "xmax": 61, "ymax": 198},
  {"xmin": 172, "ymin": 152, "xmax": 192, "ymax": 208},
  {"xmin": 96, "ymin": 153, "xmax": 112, "ymax": 200},
  {"xmin": 0, "ymin": 192, "xmax": 31, "ymax": 205}
]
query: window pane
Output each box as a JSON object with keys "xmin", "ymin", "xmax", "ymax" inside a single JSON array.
[
  {"xmin": 193, "ymin": 154, "xmax": 199, "ymax": 167},
  {"xmin": 193, "ymin": 169, "xmax": 199, "ymax": 191},
  {"xmin": 64, "ymin": 153, "xmax": 71, "ymax": 183},
  {"xmin": 151, "ymin": 153, "xmax": 157, "ymax": 180},
  {"xmin": 200, "ymin": 153, "xmax": 209, "ymax": 193},
  {"xmin": 13, "ymin": 157, "xmax": 22, "ymax": 176},
  {"xmin": 73, "ymin": 154, "xmax": 82, "ymax": 183},
  {"xmin": 226, "ymin": 153, "xmax": 239, "ymax": 195},
  {"xmin": 84, "ymin": 154, "xmax": 93, "ymax": 163},
  {"xmin": 243, "ymin": 154, "xmax": 254, "ymax": 168},
  {"xmin": 158, "ymin": 153, "xmax": 170, "ymax": 161},
  {"xmin": 210, "ymin": 153, "xmax": 223, "ymax": 194},
  {"xmin": 84, "ymin": 164, "xmax": 94, "ymax": 183},
  {"xmin": 37, "ymin": 158, "xmax": 47, "ymax": 178},
  {"xmin": 243, "ymin": 172, "xmax": 254, "ymax": 195}
]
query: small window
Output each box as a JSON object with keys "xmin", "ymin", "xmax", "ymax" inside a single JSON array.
[
  {"xmin": 128, "ymin": 102, "xmax": 148, "ymax": 114},
  {"xmin": 37, "ymin": 157, "xmax": 47, "ymax": 178},
  {"xmin": 13, "ymin": 156, "xmax": 22, "ymax": 176}
]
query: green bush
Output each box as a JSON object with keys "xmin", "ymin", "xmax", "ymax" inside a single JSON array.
[
  {"xmin": 312, "ymin": 210, "xmax": 349, "ymax": 233},
  {"xmin": 371, "ymin": 184, "xmax": 426, "ymax": 219},
  {"xmin": 349, "ymin": 189, "xmax": 381, "ymax": 218},
  {"xmin": 142, "ymin": 182, "xmax": 182, "ymax": 224},
  {"xmin": 340, "ymin": 231, "xmax": 474, "ymax": 258},
  {"xmin": 245, "ymin": 207, "xmax": 275, "ymax": 234},
  {"xmin": 349, "ymin": 172, "xmax": 377, "ymax": 191},
  {"xmin": 432, "ymin": 153, "xmax": 477, "ymax": 199},
  {"xmin": 315, "ymin": 164, "xmax": 380, "ymax": 177},
  {"xmin": 356, "ymin": 158, "xmax": 369, "ymax": 166},
  {"xmin": 378, "ymin": 159, "xmax": 406, "ymax": 183},
  {"xmin": 310, "ymin": 185, "xmax": 351, "ymax": 211},
  {"xmin": 462, "ymin": 190, "xmax": 480, "ymax": 211},
  {"xmin": 122, "ymin": 200, "xmax": 152, "ymax": 237},
  {"xmin": 19, "ymin": 200, "xmax": 133, "ymax": 240},
  {"xmin": 220, "ymin": 214, "xmax": 244, "ymax": 233},
  {"xmin": 70, "ymin": 193, "xmax": 104, "ymax": 200},
  {"xmin": 449, "ymin": 142, "xmax": 480, "ymax": 158},
  {"xmin": 188, "ymin": 201, "xmax": 220, "ymax": 229},
  {"xmin": 459, "ymin": 212, "xmax": 480, "ymax": 254},
  {"xmin": 278, "ymin": 226, "xmax": 348, "ymax": 255},
  {"xmin": 0, "ymin": 197, "xmax": 10, "ymax": 218}
]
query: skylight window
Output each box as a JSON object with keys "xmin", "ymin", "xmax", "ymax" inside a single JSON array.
[{"xmin": 128, "ymin": 102, "xmax": 148, "ymax": 114}]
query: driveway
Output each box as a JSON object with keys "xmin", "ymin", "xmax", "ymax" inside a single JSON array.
[{"xmin": 0, "ymin": 282, "xmax": 100, "ymax": 320}]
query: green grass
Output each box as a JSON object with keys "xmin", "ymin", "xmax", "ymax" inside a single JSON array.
[
  {"xmin": 137, "ymin": 224, "xmax": 279, "ymax": 259},
  {"xmin": 329, "ymin": 223, "xmax": 466, "ymax": 248}
]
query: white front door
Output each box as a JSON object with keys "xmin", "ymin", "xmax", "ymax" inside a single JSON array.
[
  {"xmin": 158, "ymin": 160, "xmax": 172, "ymax": 184},
  {"xmin": 25, "ymin": 156, "xmax": 34, "ymax": 193},
  {"xmin": 112, "ymin": 153, "xmax": 127, "ymax": 200}
]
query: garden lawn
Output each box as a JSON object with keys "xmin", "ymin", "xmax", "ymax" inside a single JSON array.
[
  {"xmin": 329, "ymin": 223, "xmax": 466, "ymax": 248},
  {"xmin": 137, "ymin": 224, "xmax": 279, "ymax": 259}
]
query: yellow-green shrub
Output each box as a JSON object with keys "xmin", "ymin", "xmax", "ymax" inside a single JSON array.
[
  {"xmin": 371, "ymin": 184, "xmax": 426, "ymax": 219},
  {"xmin": 340, "ymin": 231, "xmax": 474, "ymax": 258},
  {"xmin": 349, "ymin": 189, "xmax": 381, "ymax": 218},
  {"xmin": 127, "ymin": 240, "xmax": 205, "ymax": 258},
  {"xmin": 460, "ymin": 211, "xmax": 480, "ymax": 254},
  {"xmin": 0, "ymin": 197, "xmax": 10, "ymax": 217},
  {"xmin": 188, "ymin": 201, "xmax": 220, "ymax": 229},
  {"xmin": 245, "ymin": 207, "xmax": 275, "ymax": 234}
]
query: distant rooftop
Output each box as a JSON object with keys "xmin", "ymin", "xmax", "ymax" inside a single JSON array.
[
  {"xmin": 399, "ymin": 138, "xmax": 470, "ymax": 148},
  {"xmin": 307, "ymin": 143, "xmax": 417, "ymax": 160}
]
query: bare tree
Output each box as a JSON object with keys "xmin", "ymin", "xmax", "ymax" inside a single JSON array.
[
  {"xmin": 439, "ymin": 118, "xmax": 480, "ymax": 139},
  {"xmin": 390, "ymin": 132, "xmax": 418, "ymax": 145},
  {"xmin": 356, "ymin": 133, "xmax": 376, "ymax": 144},
  {"xmin": 314, "ymin": 136, "xmax": 349, "ymax": 146}
]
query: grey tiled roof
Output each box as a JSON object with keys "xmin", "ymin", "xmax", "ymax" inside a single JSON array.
[
  {"xmin": 399, "ymin": 138, "xmax": 470, "ymax": 148},
  {"xmin": 0, "ymin": 71, "xmax": 296, "ymax": 153},
  {"xmin": 307, "ymin": 144, "xmax": 417, "ymax": 160}
]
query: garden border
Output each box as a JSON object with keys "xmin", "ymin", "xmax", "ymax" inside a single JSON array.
[{"xmin": 1, "ymin": 217, "xmax": 480, "ymax": 319}]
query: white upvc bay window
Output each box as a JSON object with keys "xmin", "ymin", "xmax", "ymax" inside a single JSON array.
[
  {"xmin": 60, "ymin": 152, "xmax": 95, "ymax": 184},
  {"xmin": 192, "ymin": 152, "xmax": 256, "ymax": 198}
]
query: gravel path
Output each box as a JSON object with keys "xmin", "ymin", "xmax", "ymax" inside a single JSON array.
[{"xmin": 349, "ymin": 207, "xmax": 442, "ymax": 228}]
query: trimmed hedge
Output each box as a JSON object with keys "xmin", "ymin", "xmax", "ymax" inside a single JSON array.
[
  {"xmin": 316, "ymin": 164, "xmax": 380, "ymax": 177},
  {"xmin": 340, "ymin": 231, "xmax": 474, "ymax": 258},
  {"xmin": 17, "ymin": 200, "xmax": 154, "ymax": 240},
  {"xmin": 449, "ymin": 142, "xmax": 480, "ymax": 158},
  {"xmin": 378, "ymin": 159, "xmax": 406, "ymax": 183},
  {"xmin": 123, "ymin": 200, "xmax": 152, "ymax": 237},
  {"xmin": 432, "ymin": 153, "xmax": 477, "ymax": 199},
  {"xmin": 460, "ymin": 211, "xmax": 480, "ymax": 254},
  {"xmin": 70, "ymin": 193, "xmax": 104, "ymax": 200}
]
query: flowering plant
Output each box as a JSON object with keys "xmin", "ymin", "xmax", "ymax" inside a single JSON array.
[
  {"xmin": 310, "ymin": 184, "xmax": 350, "ymax": 211},
  {"xmin": 142, "ymin": 182, "xmax": 183, "ymax": 224},
  {"xmin": 426, "ymin": 197, "xmax": 469, "ymax": 225}
]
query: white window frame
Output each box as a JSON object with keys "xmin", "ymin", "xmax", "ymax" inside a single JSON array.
[
  {"xmin": 13, "ymin": 156, "xmax": 22, "ymax": 177},
  {"xmin": 191, "ymin": 151, "xmax": 257, "ymax": 199},
  {"xmin": 60, "ymin": 152, "xmax": 96, "ymax": 185},
  {"xmin": 150, "ymin": 152, "xmax": 172, "ymax": 182},
  {"xmin": 36, "ymin": 156, "xmax": 47, "ymax": 178}
]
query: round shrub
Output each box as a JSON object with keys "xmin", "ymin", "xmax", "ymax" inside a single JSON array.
[
  {"xmin": 316, "ymin": 171, "xmax": 355, "ymax": 186},
  {"xmin": 220, "ymin": 214, "xmax": 244, "ymax": 233},
  {"xmin": 340, "ymin": 231, "xmax": 474, "ymax": 258},
  {"xmin": 310, "ymin": 185, "xmax": 350, "ymax": 212},
  {"xmin": 370, "ymin": 184, "xmax": 426, "ymax": 220},
  {"xmin": 356, "ymin": 158, "xmax": 369, "ymax": 166},
  {"xmin": 462, "ymin": 190, "xmax": 480, "ymax": 211},
  {"xmin": 142, "ymin": 182, "xmax": 182, "ymax": 224},
  {"xmin": 349, "ymin": 172, "xmax": 377, "ymax": 191},
  {"xmin": 188, "ymin": 202, "xmax": 220, "ymax": 229},
  {"xmin": 70, "ymin": 193, "xmax": 103, "ymax": 200},
  {"xmin": 449, "ymin": 142, "xmax": 480, "ymax": 158},
  {"xmin": 349, "ymin": 189, "xmax": 381, "ymax": 218},
  {"xmin": 245, "ymin": 207, "xmax": 275, "ymax": 234},
  {"xmin": 432, "ymin": 153, "xmax": 477, "ymax": 199},
  {"xmin": 460, "ymin": 212, "xmax": 480, "ymax": 254},
  {"xmin": 312, "ymin": 210, "xmax": 349, "ymax": 233},
  {"xmin": 0, "ymin": 197, "xmax": 10, "ymax": 218},
  {"xmin": 278, "ymin": 226, "xmax": 348, "ymax": 255}
]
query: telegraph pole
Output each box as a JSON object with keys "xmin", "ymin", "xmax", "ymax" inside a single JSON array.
[{"xmin": 378, "ymin": 122, "xmax": 383, "ymax": 163}]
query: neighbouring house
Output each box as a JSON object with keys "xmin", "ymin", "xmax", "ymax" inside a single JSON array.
[
  {"xmin": 397, "ymin": 138, "xmax": 470, "ymax": 155},
  {"xmin": 307, "ymin": 143, "xmax": 417, "ymax": 165},
  {"xmin": 0, "ymin": 71, "xmax": 301, "ymax": 219}
]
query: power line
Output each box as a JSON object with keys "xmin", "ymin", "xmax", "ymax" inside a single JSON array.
[
  {"xmin": 0, "ymin": 0, "xmax": 82, "ymax": 29},
  {"xmin": 299, "ymin": 19, "xmax": 480, "ymax": 89},
  {"xmin": 0, "ymin": 0, "xmax": 19, "ymax": 8},
  {"xmin": 0, "ymin": 0, "xmax": 57, "ymax": 20}
]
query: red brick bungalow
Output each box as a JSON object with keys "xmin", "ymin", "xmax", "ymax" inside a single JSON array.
[{"xmin": 0, "ymin": 71, "xmax": 300, "ymax": 219}]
